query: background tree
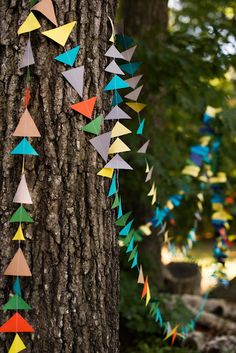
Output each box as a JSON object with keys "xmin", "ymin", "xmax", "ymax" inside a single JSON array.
[{"xmin": 0, "ymin": 0, "xmax": 119, "ymax": 352}]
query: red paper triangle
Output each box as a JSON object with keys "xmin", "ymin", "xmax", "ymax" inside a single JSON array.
[
  {"xmin": 71, "ymin": 96, "xmax": 97, "ymax": 119},
  {"xmin": 0, "ymin": 312, "xmax": 34, "ymax": 332},
  {"xmin": 24, "ymin": 87, "xmax": 31, "ymax": 107}
]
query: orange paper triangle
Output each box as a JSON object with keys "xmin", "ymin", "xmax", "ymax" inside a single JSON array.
[
  {"xmin": 141, "ymin": 276, "xmax": 148, "ymax": 299},
  {"xmin": 0, "ymin": 312, "xmax": 34, "ymax": 333},
  {"xmin": 4, "ymin": 249, "xmax": 32, "ymax": 277},
  {"xmin": 32, "ymin": 0, "xmax": 58, "ymax": 26},
  {"xmin": 24, "ymin": 87, "xmax": 30, "ymax": 107},
  {"xmin": 13, "ymin": 108, "xmax": 40, "ymax": 137},
  {"xmin": 71, "ymin": 97, "xmax": 97, "ymax": 119}
]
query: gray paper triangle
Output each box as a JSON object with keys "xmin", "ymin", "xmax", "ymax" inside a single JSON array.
[
  {"xmin": 121, "ymin": 46, "xmax": 137, "ymax": 62},
  {"xmin": 145, "ymin": 166, "xmax": 153, "ymax": 182},
  {"xmin": 105, "ymin": 60, "xmax": 125, "ymax": 75},
  {"xmin": 19, "ymin": 39, "xmax": 35, "ymax": 69},
  {"xmin": 105, "ymin": 44, "xmax": 124, "ymax": 59},
  {"xmin": 104, "ymin": 154, "xmax": 133, "ymax": 170},
  {"xmin": 105, "ymin": 106, "xmax": 132, "ymax": 120},
  {"xmin": 125, "ymin": 75, "xmax": 143, "ymax": 89},
  {"xmin": 137, "ymin": 140, "xmax": 150, "ymax": 154},
  {"xmin": 62, "ymin": 66, "xmax": 84, "ymax": 97},
  {"xmin": 89, "ymin": 131, "xmax": 111, "ymax": 162},
  {"xmin": 125, "ymin": 85, "xmax": 143, "ymax": 101}
]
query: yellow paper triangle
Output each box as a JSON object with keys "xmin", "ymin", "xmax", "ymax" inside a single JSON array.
[
  {"xmin": 126, "ymin": 102, "xmax": 146, "ymax": 113},
  {"xmin": 8, "ymin": 333, "xmax": 26, "ymax": 353},
  {"xmin": 18, "ymin": 12, "xmax": 41, "ymax": 35},
  {"xmin": 109, "ymin": 138, "xmax": 130, "ymax": 154},
  {"xmin": 111, "ymin": 122, "xmax": 132, "ymax": 138},
  {"xmin": 151, "ymin": 188, "xmax": 157, "ymax": 205},
  {"xmin": 12, "ymin": 225, "xmax": 25, "ymax": 241},
  {"xmin": 139, "ymin": 222, "xmax": 152, "ymax": 236},
  {"xmin": 163, "ymin": 325, "xmax": 179, "ymax": 341},
  {"xmin": 147, "ymin": 182, "xmax": 155, "ymax": 196},
  {"xmin": 97, "ymin": 168, "xmax": 114, "ymax": 178},
  {"xmin": 145, "ymin": 284, "xmax": 151, "ymax": 306},
  {"xmin": 42, "ymin": 21, "xmax": 76, "ymax": 46}
]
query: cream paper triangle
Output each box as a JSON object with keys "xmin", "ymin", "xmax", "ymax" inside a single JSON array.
[
  {"xmin": 109, "ymin": 138, "xmax": 130, "ymax": 154},
  {"xmin": 13, "ymin": 175, "xmax": 32, "ymax": 204},
  {"xmin": 42, "ymin": 21, "xmax": 76, "ymax": 46},
  {"xmin": 18, "ymin": 12, "xmax": 41, "ymax": 35},
  {"xmin": 137, "ymin": 265, "xmax": 145, "ymax": 284},
  {"xmin": 111, "ymin": 122, "xmax": 132, "ymax": 138}
]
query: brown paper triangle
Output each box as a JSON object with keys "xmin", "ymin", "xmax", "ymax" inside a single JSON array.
[
  {"xmin": 13, "ymin": 108, "xmax": 40, "ymax": 137},
  {"xmin": 4, "ymin": 249, "xmax": 32, "ymax": 277}
]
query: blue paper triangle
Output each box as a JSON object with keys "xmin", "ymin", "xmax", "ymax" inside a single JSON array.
[
  {"xmin": 13, "ymin": 277, "xmax": 21, "ymax": 296},
  {"xmin": 108, "ymin": 172, "xmax": 117, "ymax": 197},
  {"xmin": 116, "ymin": 35, "xmax": 134, "ymax": 49},
  {"xmin": 104, "ymin": 75, "xmax": 130, "ymax": 91},
  {"xmin": 54, "ymin": 46, "xmax": 80, "ymax": 66},
  {"xmin": 137, "ymin": 119, "xmax": 145, "ymax": 135},
  {"xmin": 11, "ymin": 138, "xmax": 38, "ymax": 156},
  {"xmin": 119, "ymin": 62, "xmax": 142, "ymax": 75},
  {"xmin": 131, "ymin": 252, "xmax": 138, "ymax": 268},
  {"xmin": 112, "ymin": 90, "xmax": 123, "ymax": 106},
  {"xmin": 119, "ymin": 219, "xmax": 134, "ymax": 236},
  {"xmin": 126, "ymin": 236, "xmax": 134, "ymax": 253},
  {"xmin": 118, "ymin": 198, "xmax": 123, "ymax": 218}
]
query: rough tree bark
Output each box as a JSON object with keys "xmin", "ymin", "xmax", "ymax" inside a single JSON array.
[{"xmin": 0, "ymin": 1, "xmax": 119, "ymax": 352}]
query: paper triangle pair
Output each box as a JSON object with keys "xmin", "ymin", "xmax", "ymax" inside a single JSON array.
[
  {"xmin": 32, "ymin": 0, "xmax": 58, "ymax": 26},
  {"xmin": 4, "ymin": 248, "xmax": 32, "ymax": 277},
  {"xmin": 42, "ymin": 21, "xmax": 76, "ymax": 46},
  {"xmin": 13, "ymin": 109, "xmax": 40, "ymax": 137},
  {"xmin": 0, "ymin": 313, "xmax": 34, "ymax": 333},
  {"xmin": 71, "ymin": 97, "xmax": 97, "ymax": 119}
]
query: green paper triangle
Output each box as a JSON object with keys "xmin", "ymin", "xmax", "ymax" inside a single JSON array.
[
  {"xmin": 112, "ymin": 193, "xmax": 120, "ymax": 209},
  {"xmin": 122, "ymin": 229, "xmax": 134, "ymax": 246},
  {"xmin": 128, "ymin": 245, "xmax": 138, "ymax": 262},
  {"xmin": 116, "ymin": 211, "xmax": 132, "ymax": 226},
  {"xmin": 30, "ymin": 0, "xmax": 38, "ymax": 5},
  {"xmin": 10, "ymin": 206, "xmax": 34, "ymax": 223},
  {"xmin": 81, "ymin": 116, "xmax": 102, "ymax": 135},
  {"xmin": 3, "ymin": 294, "xmax": 31, "ymax": 311}
]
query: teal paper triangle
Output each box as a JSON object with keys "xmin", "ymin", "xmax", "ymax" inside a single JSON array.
[
  {"xmin": 54, "ymin": 46, "xmax": 80, "ymax": 66},
  {"xmin": 112, "ymin": 90, "xmax": 123, "ymax": 106},
  {"xmin": 120, "ymin": 62, "xmax": 142, "ymax": 75},
  {"xmin": 126, "ymin": 236, "xmax": 134, "ymax": 253},
  {"xmin": 119, "ymin": 219, "xmax": 134, "ymax": 236},
  {"xmin": 108, "ymin": 173, "xmax": 117, "ymax": 197},
  {"xmin": 11, "ymin": 138, "xmax": 38, "ymax": 156},
  {"xmin": 13, "ymin": 277, "xmax": 21, "ymax": 296},
  {"xmin": 116, "ymin": 35, "xmax": 134, "ymax": 49},
  {"xmin": 81, "ymin": 115, "xmax": 102, "ymax": 135},
  {"xmin": 137, "ymin": 119, "xmax": 145, "ymax": 135},
  {"xmin": 117, "ymin": 198, "xmax": 123, "ymax": 218},
  {"xmin": 104, "ymin": 75, "xmax": 130, "ymax": 91},
  {"xmin": 131, "ymin": 252, "xmax": 138, "ymax": 268}
]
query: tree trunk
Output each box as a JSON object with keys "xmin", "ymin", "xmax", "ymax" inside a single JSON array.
[{"xmin": 0, "ymin": 1, "xmax": 119, "ymax": 352}]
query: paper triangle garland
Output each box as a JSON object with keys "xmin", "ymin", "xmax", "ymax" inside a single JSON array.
[
  {"xmin": 112, "ymin": 193, "xmax": 119, "ymax": 208},
  {"xmin": 11, "ymin": 138, "xmax": 38, "ymax": 156},
  {"xmin": 32, "ymin": 0, "xmax": 58, "ymax": 26},
  {"xmin": 125, "ymin": 85, "xmax": 143, "ymax": 102},
  {"xmin": 13, "ymin": 109, "xmax": 40, "ymax": 137},
  {"xmin": 125, "ymin": 75, "xmax": 143, "ymax": 89},
  {"xmin": 137, "ymin": 119, "xmax": 145, "ymax": 135},
  {"xmin": 81, "ymin": 115, "xmax": 102, "ymax": 135},
  {"xmin": 104, "ymin": 154, "xmax": 133, "ymax": 170},
  {"xmin": 3, "ymin": 294, "xmax": 31, "ymax": 311},
  {"xmin": 105, "ymin": 44, "xmax": 124, "ymax": 59},
  {"xmin": 138, "ymin": 140, "xmax": 150, "ymax": 154},
  {"xmin": 42, "ymin": 21, "xmax": 76, "ymax": 46},
  {"xmin": 62, "ymin": 66, "xmax": 84, "ymax": 97},
  {"xmin": 112, "ymin": 91, "xmax": 123, "ymax": 106},
  {"xmin": 97, "ymin": 168, "xmax": 114, "ymax": 178},
  {"xmin": 4, "ymin": 249, "xmax": 32, "ymax": 277},
  {"xmin": 108, "ymin": 173, "xmax": 117, "ymax": 197},
  {"xmin": 126, "ymin": 102, "xmax": 146, "ymax": 113},
  {"xmin": 19, "ymin": 39, "xmax": 35, "ymax": 69},
  {"xmin": 138, "ymin": 265, "xmax": 145, "ymax": 284},
  {"xmin": 121, "ymin": 46, "xmax": 137, "ymax": 62},
  {"xmin": 13, "ymin": 175, "xmax": 32, "ymax": 204},
  {"xmin": 120, "ymin": 62, "xmax": 142, "ymax": 75},
  {"xmin": 89, "ymin": 132, "xmax": 111, "ymax": 162},
  {"xmin": 13, "ymin": 278, "xmax": 22, "ymax": 296},
  {"xmin": 112, "ymin": 121, "xmax": 131, "ymax": 138},
  {"xmin": 104, "ymin": 75, "xmax": 129, "ymax": 91},
  {"xmin": 109, "ymin": 138, "xmax": 130, "ymax": 154},
  {"xmin": 18, "ymin": 12, "xmax": 41, "ymax": 35},
  {"xmin": 55, "ymin": 46, "xmax": 80, "ymax": 66},
  {"xmin": 10, "ymin": 206, "xmax": 33, "ymax": 223},
  {"xmin": 105, "ymin": 105, "xmax": 131, "ymax": 120},
  {"xmin": 8, "ymin": 333, "xmax": 26, "ymax": 353},
  {"xmin": 105, "ymin": 60, "xmax": 125, "ymax": 75},
  {"xmin": 0, "ymin": 313, "xmax": 34, "ymax": 333},
  {"xmin": 12, "ymin": 225, "xmax": 25, "ymax": 241},
  {"xmin": 71, "ymin": 96, "xmax": 97, "ymax": 119}
]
